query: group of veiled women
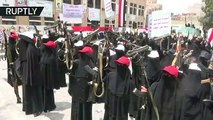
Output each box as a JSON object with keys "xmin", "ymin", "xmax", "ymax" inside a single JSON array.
[
  {"xmin": 6, "ymin": 29, "xmax": 213, "ymax": 120},
  {"xmin": 7, "ymin": 31, "xmax": 67, "ymax": 117}
]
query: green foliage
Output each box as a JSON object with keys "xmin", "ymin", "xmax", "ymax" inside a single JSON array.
[{"xmin": 201, "ymin": 0, "xmax": 213, "ymax": 30}]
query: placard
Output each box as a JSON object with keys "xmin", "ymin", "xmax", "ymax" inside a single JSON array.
[
  {"xmin": 104, "ymin": 0, "xmax": 114, "ymax": 19},
  {"xmin": 151, "ymin": 10, "xmax": 171, "ymax": 38},
  {"xmin": 28, "ymin": 0, "xmax": 53, "ymax": 17},
  {"xmin": 63, "ymin": 3, "xmax": 83, "ymax": 19},
  {"xmin": 88, "ymin": 8, "xmax": 100, "ymax": 21}
]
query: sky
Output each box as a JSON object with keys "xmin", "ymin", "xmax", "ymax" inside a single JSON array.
[{"xmin": 157, "ymin": 0, "xmax": 202, "ymax": 14}]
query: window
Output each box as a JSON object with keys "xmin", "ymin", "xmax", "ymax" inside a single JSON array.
[
  {"xmin": 29, "ymin": 22, "xmax": 41, "ymax": 25},
  {"xmin": 125, "ymin": 3, "xmax": 127, "ymax": 14},
  {"xmin": 63, "ymin": 0, "xmax": 71, "ymax": 4},
  {"xmin": 105, "ymin": 19, "xmax": 109, "ymax": 24},
  {"xmin": 74, "ymin": 0, "xmax": 81, "ymax": 4},
  {"xmin": 112, "ymin": 20, "xmax": 115, "ymax": 24},
  {"xmin": 29, "ymin": 16, "xmax": 41, "ymax": 20},
  {"xmin": 134, "ymin": 7, "xmax": 137, "ymax": 15},
  {"xmin": 88, "ymin": 0, "xmax": 93, "ymax": 7},
  {"xmin": 138, "ymin": 5, "xmax": 144, "ymax": 16},
  {"xmin": 130, "ymin": 7, "xmax": 133, "ymax": 14},
  {"xmin": 112, "ymin": 3, "xmax": 116, "ymax": 11},
  {"xmin": 2, "ymin": 16, "xmax": 15, "ymax": 19},
  {"xmin": 74, "ymin": 24, "xmax": 81, "ymax": 26},
  {"xmin": 2, "ymin": 21, "xmax": 16, "ymax": 25},
  {"xmin": 130, "ymin": 3, "xmax": 137, "ymax": 15},
  {"xmin": 44, "ymin": 17, "xmax": 54, "ymax": 21},
  {"xmin": 95, "ymin": 0, "xmax": 101, "ymax": 9}
]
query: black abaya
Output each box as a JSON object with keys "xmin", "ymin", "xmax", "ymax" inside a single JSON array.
[
  {"xmin": 40, "ymin": 45, "xmax": 58, "ymax": 112},
  {"xmin": 19, "ymin": 39, "xmax": 43, "ymax": 115}
]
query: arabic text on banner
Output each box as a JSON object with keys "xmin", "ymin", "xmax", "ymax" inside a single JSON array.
[
  {"xmin": 88, "ymin": 8, "xmax": 100, "ymax": 21},
  {"xmin": 63, "ymin": 3, "xmax": 83, "ymax": 19},
  {"xmin": 151, "ymin": 10, "xmax": 171, "ymax": 38},
  {"xmin": 104, "ymin": 0, "xmax": 114, "ymax": 19}
]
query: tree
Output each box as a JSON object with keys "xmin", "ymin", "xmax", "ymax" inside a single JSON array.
[{"xmin": 200, "ymin": 0, "xmax": 213, "ymax": 30}]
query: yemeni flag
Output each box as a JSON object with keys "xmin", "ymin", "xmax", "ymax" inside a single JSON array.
[
  {"xmin": 208, "ymin": 28, "xmax": 213, "ymax": 47},
  {"xmin": 118, "ymin": 0, "xmax": 126, "ymax": 27}
]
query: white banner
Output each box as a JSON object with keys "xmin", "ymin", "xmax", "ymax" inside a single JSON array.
[
  {"xmin": 28, "ymin": 0, "xmax": 53, "ymax": 17},
  {"xmin": 104, "ymin": 0, "xmax": 114, "ymax": 19},
  {"xmin": 59, "ymin": 14, "xmax": 82, "ymax": 24},
  {"xmin": 148, "ymin": 15, "xmax": 152, "ymax": 38},
  {"xmin": 88, "ymin": 8, "xmax": 100, "ymax": 21},
  {"xmin": 63, "ymin": 3, "xmax": 83, "ymax": 19},
  {"xmin": 151, "ymin": 10, "xmax": 171, "ymax": 38}
]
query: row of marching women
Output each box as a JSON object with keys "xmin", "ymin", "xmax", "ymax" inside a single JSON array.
[
  {"xmin": 66, "ymin": 28, "xmax": 213, "ymax": 120},
  {"xmin": 3, "ymin": 26, "xmax": 213, "ymax": 120},
  {"xmin": 4, "ymin": 30, "xmax": 67, "ymax": 117}
]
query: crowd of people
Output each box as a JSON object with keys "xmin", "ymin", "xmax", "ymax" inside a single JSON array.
[{"xmin": 1, "ymin": 25, "xmax": 213, "ymax": 120}]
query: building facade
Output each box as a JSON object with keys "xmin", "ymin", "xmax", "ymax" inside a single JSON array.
[
  {"xmin": 145, "ymin": 0, "xmax": 162, "ymax": 15},
  {"xmin": 0, "ymin": 0, "xmax": 146, "ymax": 28}
]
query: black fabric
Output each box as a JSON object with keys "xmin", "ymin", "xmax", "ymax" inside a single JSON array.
[
  {"xmin": 57, "ymin": 61, "xmax": 67, "ymax": 87},
  {"xmin": 43, "ymin": 89, "xmax": 56, "ymax": 112},
  {"xmin": 25, "ymin": 44, "xmax": 42, "ymax": 86},
  {"xmin": 182, "ymin": 69, "xmax": 211, "ymax": 120},
  {"xmin": 71, "ymin": 101, "xmax": 92, "ymax": 120},
  {"xmin": 144, "ymin": 56, "xmax": 161, "ymax": 84},
  {"xmin": 18, "ymin": 39, "xmax": 28, "ymax": 62},
  {"xmin": 109, "ymin": 50, "xmax": 125, "ymax": 72},
  {"xmin": 56, "ymin": 42, "xmax": 67, "ymax": 87},
  {"xmin": 19, "ymin": 38, "xmax": 43, "ymax": 115},
  {"xmin": 40, "ymin": 45, "xmax": 60, "ymax": 89},
  {"xmin": 69, "ymin": 53, "xmax": 95, "ymax": 119},
  {"xmin": 104, "ymin": 64, "xmax": 131, "ymax": 120},
  {"xmin": 107, "ymin": 66, "xmax": 130, "ymax": 96},
  {"xmin": 142, "ymin": 74, "xmax": 185, "ymax": 120},
  {"xmin": 8, "ymin": 37, "xmax": 17, "ymax": 62}
]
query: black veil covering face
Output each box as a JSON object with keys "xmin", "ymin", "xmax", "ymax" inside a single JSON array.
[
  {"xmin": 69, "ymin": 46, "xmax": 95, "ymax": 120},
  {"xmin": 104, "ymin": 56, "xmax": 131, "ymax": 120},
  {"xmin": 141, "ymin": 66, "xmax": 185, "ymax": 120}
]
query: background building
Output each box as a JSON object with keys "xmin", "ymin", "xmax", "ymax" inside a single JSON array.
[
  {"xmin": 0, "ymin": 0, "xmax": 146, "ymax": 29},
  {"xmin": 171, "ymin": 0, "xmax": 204, "ymax": 30},
  {"xmin": 145, "ymin": 0, "xmax": 162, "ymax": 15}
]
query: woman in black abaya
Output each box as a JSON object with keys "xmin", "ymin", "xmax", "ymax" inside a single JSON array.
[
  {"xmin": 40, "ymin": 40, "xmax": 59, "ymax": 112},
  {"xmin": 18, "ymin": 32, "xmax": 43, "ymax": 116},
  {"xmin": 183, "ymin": 62, "xmax": 213, "ymax": 120},
  {"xmin": 104, "ymin": 56, "xmax": 131, "ymax": 120},
  {"xmin": 141, "ymin": 65, "xmax": 185, "ymax": 120},
  {"xmin": 70, "ymin": 46, "xmax": 95, "ymax": 120}
]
